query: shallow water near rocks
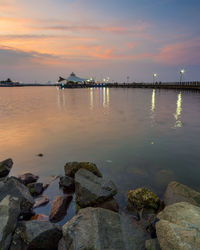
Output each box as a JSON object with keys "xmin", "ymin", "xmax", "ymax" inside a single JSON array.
[{"xmin": 0, "ymin": 87, "xmax": 200, "ymax": 224}]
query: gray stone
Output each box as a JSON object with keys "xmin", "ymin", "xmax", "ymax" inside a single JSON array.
[
  {"xmin": 75, "ymin": 168, "xmax": 117, "ymax": 207},
  {"xmin": 156, "ymin": 202, "xmax": 200, "ymax": 250},
  {"xmin": 163, "ymin": 181, "xmax": 200, "ymax": 207},
  {"xmin": 0, "ymin": 159, "xmax": 13, "ymax": 178},
  {"xmin": 9, "ymin": 221, "xmax": 62, "ymax": 250},
  {"xmin": 94, "ymin": 198, "xmax": 119, "ymax": 212},
  {"xmin": 59, "ymin": 207, "xmax": 148, "ymax": 250},
  {"xmin": 18, "ymin": 173, "xmax": 39, "ymax": 185},
  {"xmin": 49, "ymin": 195, "xmax": 73, "ymax": 223},
  {"xmin": 0, "ymin": 195, "xmax": 20, "ymax": 250},
  {"xmin": 33, "ymin": 195, "xmax": 49, "ymax": 208},
  {"xmin": 64, "ymin": 161, "xmax": 102, "ymax": 178},
  {"xmin": 0, "ymin": 177, "xmax": 34, "ymax": 210},
  {"xmin": 145, "ymin": 239, "xmax": 161, "ymax": 250},
  {"xmin": 59, "ymin": 176, "xmax": 74, "ymax": 190}
]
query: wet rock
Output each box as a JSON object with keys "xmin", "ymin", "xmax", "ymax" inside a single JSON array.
[
  {"xmin": 94, "ymin": 198, "xmax": 119, "ymax": 212},
  {"xmin": 0, "ymin": 177, "xmax": 34, "ymax": 210},
  {"xmin": 163, "ymin": 181, "xmax": 200, "ymax": 207},
  {"xmin": 0, "ymin": 158, "xmax": 13, "ymax": 178},
  {"xmin": 156, "ymin": 202, "xmax": 200, "ymax": 250},
  {"xmin": 75, "ymin": 168, "xmax": 117, "ymax": 208},
  {"xmin": 42, "ymin": 183, "xmax": 49, "ymax": 190},
  {"xmin": 33, "ymin": 195, "xmax": 49, "ymax": 208},
  {"xmin": 27, "ymin": 182, "xmax": 44, "ymax": 197},
  {"xmin": 59, "ymin": 176, "xmax": 74, "ymax": 190},
  {"xmin": 127, "ymin": 187, "xmax": 160, "ymax": 211},
  {"xmin": 145, "ymin": 239, "xmax": 161, "ymax": 250},
  {"xmin": 9, "ymin": 221, "xmax": 62, "ymax": 250},
  {"xmin": 49, "ymin": 195, "xmax": 73, "ymax": 223},
  {"xmin": 0, "ymin": 195, "xmax": 20, "ymax": 250},
  {"xmin": 59, "ymin": 207, "xmax": 148, "ymax": 250},
  {"xmin": 19, "ymin": 207, "xmax": 35, "ymax": 221},
  {"xmin": 64, "ymin": 161, "xmax": 102, "ymax": 178},
  {"xmin": 18, "ymin": 173, "xmax": 39, "ymax": 185},
  {"xmin": 30, "ymin": 214, "xmax": 49, "ymax": 221}
]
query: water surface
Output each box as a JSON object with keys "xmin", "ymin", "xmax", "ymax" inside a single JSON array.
[{"xmin": 0, "ymin": 87, "xmax": 200, "ymax": 221}]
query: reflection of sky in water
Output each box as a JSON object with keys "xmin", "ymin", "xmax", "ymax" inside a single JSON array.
[{"xmin": 0, "ymin": 87, "xmax": 200, "ymax": 210}]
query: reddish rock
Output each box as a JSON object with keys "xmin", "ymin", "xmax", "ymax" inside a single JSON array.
[
  {"xmin": 49, "ymin": 195, "xmax": 73, "ymax": 223},
  {"xmin": 31, "ymin": 214, "xmax": 49, "ymax": 221}
]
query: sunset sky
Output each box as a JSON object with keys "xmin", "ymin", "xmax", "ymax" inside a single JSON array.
[{"xmin": 0, "ymin": 0, "xmax": 200, "ymax": 83}]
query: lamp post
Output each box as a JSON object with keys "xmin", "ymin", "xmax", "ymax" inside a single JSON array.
[
  {"xmin": 180, "ymin": 69, "xmax": 184, "ymax": 84},
  {"xmin": 153, "ymin": 73, "xmax": 157, "ymax": 84}
]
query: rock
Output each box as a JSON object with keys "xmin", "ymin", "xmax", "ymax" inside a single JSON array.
[
  {"xmin": 75, "ymin": 168, "xmax": 117, "ymax": 208},
  {"xmin": 30, "ymin": 214, "xmax": 49, "ymax": 221},
  {"xmin": 94, "ymin": 198, "xmax": 119, "ymax": 212},
  {"xmin": 59, "ymin": 207, "xmax": 148, "ymax": 250},
  {"xmin": 27, "ymin": 182, "xmax": 44, "ymax": 196},
  {"xmin": 0, "ymin": 158, "xmax": 13, "ymax": 178},
  {"xmin": 19, "ymin": 207, "xmax": 35, "ymax": 221},
  {"xmin": 0, "ymin": 177, "xmax": 34, "ymax": 210},
  {"xmin": 37, "ymin": 153, "xmax": 43, "ymax": 157},
  {"xmin": 127, "ymin": 187, "xmax": 160, "ymax": 211},
  {"xmin": 0, "ymin": 195, "xmax": 20, "ymax": 250},
  {"xmin": 43, "ymin": 183, "xmax": 49, "ymax": 190},
  {"xmin": 163, "ymin": 181, "xmax": 200, "ymax": 207},
  {"xmin": 156, "ymin": 202, "xmax": 200, "ymax": 250},
  {"xmin": 64, "ymin": 161, "xmax": 102, "ymax": 178},
  {"xmin": 9, "ymin": 221, "xmax": 62, "ymax": 250},
  {"xmin": 59, "ymin": 176, "xmax": 74, "ymax": 190},
  {"xmin": 18, "ymin": 173, "xmax": 39, "ymax": 185},
  {"xmin": 33, "ymin": 195, "xmax": 49, "ymax": 208},
  {"xmin": 49, "ymin": 195, "xmax": 73, "ymax": 223},
  {"xmin": 145, "ymin": 239, "xmax": 161, "ymax": 250}
]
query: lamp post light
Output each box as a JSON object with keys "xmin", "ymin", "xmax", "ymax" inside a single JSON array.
[
  {"xmin": 153, "ymin": 73, "xmax": 157, "ymax": 84},
  {"xmin": 180, "ymin": 69, "xmax": 184, "ymax": 84}
]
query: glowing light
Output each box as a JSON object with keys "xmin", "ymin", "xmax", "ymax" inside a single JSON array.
[
  {"xmin": 151, "ymin": 89, "xmax": 155, "ymax": 112},
  {"xmin": 153, "ymin": 73, "xmax": 157, "ymax": 77},
  {"xmin": 174, "ymin": 92, "xmax": 182, "ymax": 128},
  {"xmin": 90, "ymin": 88, "xmax": 94, "ymax": 110},
  {"xmin": 180, "ymin": 69, "xmax": 185, "ymax": 74}
]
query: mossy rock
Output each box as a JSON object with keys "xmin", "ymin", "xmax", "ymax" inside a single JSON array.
[
  {"xmin": 127, "ymin": 187, "xmax": 159, "ymax": 210},
  {"xmin": 64, "ymin": 162, "xmax": 102, "ymax": 178}
]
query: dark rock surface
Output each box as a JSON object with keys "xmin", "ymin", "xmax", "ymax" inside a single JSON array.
[
  {"xmin": 163, "ymin": 181, "xmax": 200, "ymax": 207},
  {"xmin": 59, "ymin": 207, "xmax": 148, "ymax": 250},
  {"xmin": 18, "ymin": 173, "xmax": 39, "ymax": 185},
  {"xmin": 0, "ymin": 177, "xmax": 34, "ymax": 210},
  {"xmin": 64, "ymin": 161, "xmax": 102, "ymax": 178},
  {"xmin": 94, "ymin": 198, "xmax": 119, "ymax": 212},
  {"xmin": 59, "ymin": 176, "xmax": 74, "ymax": 190},
  {"xmin": 9, "ymin": 221, "xmax": 62, "ymax": 250},
  {"xmin": 75, "ymin": 168, "xmax": 117, "ymax": 208},
  {"xmin": 0, "ymin": 195, "xmax": 20, "ymax": 250},
  {"xmin": 145, "ymin": 239, "xmax": 161, "ymax": 250},
  {"xmin": 27, "ymin": 182, "xmax": 44, "ymax": 197},
  {"xmin": 0, "ymin": 158, "xmax": 13, "ymax": 178},
  {"xmin": 49, "ymin": 195, "xmax": 73, "ymax": 223}
]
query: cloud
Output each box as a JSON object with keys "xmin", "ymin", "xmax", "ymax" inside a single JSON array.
[{"xmin": 155, "ymin": 38, "xmax": 200, "ymax": 65}]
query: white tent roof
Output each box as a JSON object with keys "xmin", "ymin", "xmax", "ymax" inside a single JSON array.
[{"xmin": 66, "ymin": 72, "xmax": 88, "ymax": 82}]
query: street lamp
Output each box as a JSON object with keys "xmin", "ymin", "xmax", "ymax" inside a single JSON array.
[
  {"xmin": 153, "ymin": 73, "xmax": 157, "ymax": 84},
  {"xmin": 180, "ymin": 69, "xmax": 184, "ymax": 84}
]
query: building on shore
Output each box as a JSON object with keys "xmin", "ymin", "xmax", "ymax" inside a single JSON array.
[
  {"xmin": 0, "ymin": 78, "xmax": 19, "ymax": 85},
  {"xmin": 58, "ymin": 72, "xmax": 91, "ymax": 84}
]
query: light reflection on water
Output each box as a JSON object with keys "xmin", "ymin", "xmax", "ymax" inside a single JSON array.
[{"xmin": 0, "ymin": 87, "xmax": 200, "ymax": 209}]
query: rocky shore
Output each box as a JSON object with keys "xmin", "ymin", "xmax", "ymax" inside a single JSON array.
[{"xmin": 1, "ymin": 158, "xmax": 200, "ymax": 249}]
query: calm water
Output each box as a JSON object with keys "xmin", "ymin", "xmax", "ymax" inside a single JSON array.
[{"xmin": 0, "ymin": 87, "xmax": 200, "ymax": 222}]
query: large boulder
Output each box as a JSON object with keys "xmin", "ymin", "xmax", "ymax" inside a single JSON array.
[
  {"xmin": 156, "ymin": 202, "xmax": 200, "ymax": 250},
  {"xmin": 75, "ymin": 168, "xmax": 117, "ymax": 208},
  {"xmin": 49, "ymin": 195, "xmax": 73, "ymax": 223},
  {"xmin": 0, "ymin": 195, "xmax": 21, "ymax": 250},
  {"xmin": 59, "ymin": 207, "xmax": 148, "ymax": 250},
  {"xmin": 0, "ymin": 177, "xmax": 34, "ymax": 210},
  {"xmin": 18, "ymin": 173, "xmax": 39, "ymax": 185},
  {"xmin": 163, "ymin": 181, "xmax": 200, "ymax": 207},
  {"xmin": 9, "ymin": 221, "xmax": 62, "ymax": 250},
  {"xmin": 64, "ymin": 161, "xmax": 102, "ymax": 178},
  {"xmin": 0, "ymin": 159, "xmax": 13, "ymax": 178},
  {"xmin": 145, "ymin": 239, "xmax": 161, "ymax": 250},
  {"xmin": 127, "ymin": 187, "xmax": 160, "ymax": 211}
]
